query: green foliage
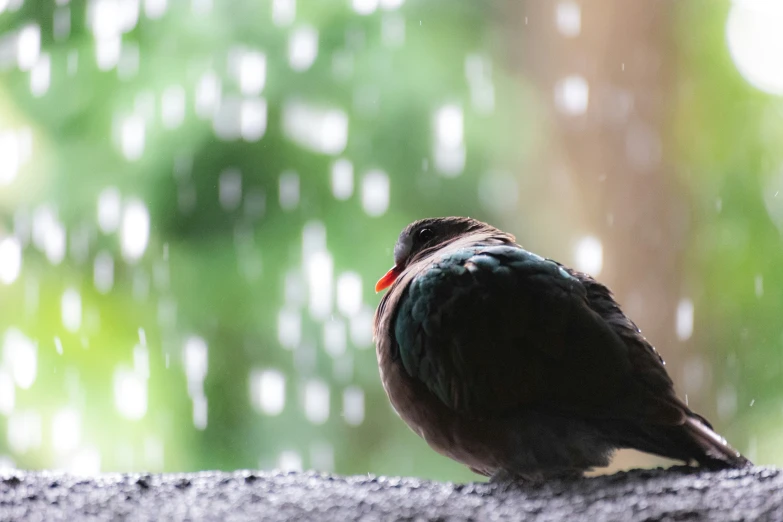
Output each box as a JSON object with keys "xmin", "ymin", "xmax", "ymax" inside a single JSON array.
[
  {"xmin": 674, "ymin": 1, "xmax": 783, "ymax": 461},
  {"xmin": 0, "ymin": 0, "xmax": 529, "ymax": 480}
]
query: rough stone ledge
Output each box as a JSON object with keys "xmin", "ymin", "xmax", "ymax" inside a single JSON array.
[{"xmin": 0, "ymin": 465, "xmax": 779, "ymax": 521}]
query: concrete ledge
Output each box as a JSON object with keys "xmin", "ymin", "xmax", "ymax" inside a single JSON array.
[{"xmin": 0, "ymin": 466, "xmax": 780, "ymax": 521}]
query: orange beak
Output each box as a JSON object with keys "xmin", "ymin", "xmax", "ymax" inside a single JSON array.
[{"xmin": 375, "ymin": 265, "xmax": 401, "ymax": 293}]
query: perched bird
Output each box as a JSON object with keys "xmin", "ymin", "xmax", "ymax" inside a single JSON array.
[{"xmin": 373, "ymin": 217, "xmax": 750, "ymax": 482}]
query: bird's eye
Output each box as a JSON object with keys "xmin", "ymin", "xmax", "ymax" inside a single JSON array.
[{"xmin": 417, "ymin": 228, "xmax": 434, "ymax": 243}]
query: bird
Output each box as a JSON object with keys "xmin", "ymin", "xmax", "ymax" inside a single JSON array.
[{"xmin": 373, "ymin": 216, "xmax": 751, "ymax": 482}]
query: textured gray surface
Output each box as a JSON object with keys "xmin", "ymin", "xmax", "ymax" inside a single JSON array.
[{"xmin": 0, "ymin": 466, "xmax": 780, "ymax": 521}]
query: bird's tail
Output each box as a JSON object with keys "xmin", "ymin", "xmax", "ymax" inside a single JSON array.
[
  {"xmin": 679, "ymin": 415, "xmax": 751, "ymax": 469},
  {"xmin": 619, "ymin": 414, "xmax": 751, "ymax": 469}
]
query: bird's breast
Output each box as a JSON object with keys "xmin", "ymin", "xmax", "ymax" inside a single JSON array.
[{"xmin": 376, "ymin": 336, "xmax": 508, "ymax": 475}]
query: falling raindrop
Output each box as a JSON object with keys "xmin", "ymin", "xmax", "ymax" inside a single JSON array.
[
  {"xmin": 97, "ymin": 187, "xmax": 122, "ymax": 233},
  {"xmin": 29, "ymin": 52, "xmax": 50, "ymax": 97},
  {"xmin": 717, "ymin": 385, "xmax": 737, "ymax": 421},
  {"xmin": 113, "ymin": 365, "xmax": 148, "ymax": 420},
  {"xmin": 323, "ymin": 319, "xmax": 347, "ymax": 357},
  {"xmin": 3, "ymin": 329, "xmax": 37, "ymax": 390},
  {"xmin": 69, "ymin": 447, "xmax": 101, "ymax": 475},
  {"xmin": 144, "ymin": 436, "xmax": 164, "ymax": 470},
  {"xmin": 304, "ymin": 379, "xmax": 330, "ymax": 425},
  {"xmin": 272, "ymin": 0, "xmax": 296, "ymax": 27},
  {"xmin": 134, "ymin": 344, "xmax": 149, "ymax": 380},
  {"xmin": 52, "ymin": 408, "xmax": 81, "ymax": 455},
  {"xmin": 16, "ymin": 24, "xmax": 41, "ymax": 71},
  {"xmin": 183, "ymin": 336, "xmax": 208, "ymax": 397},
  {"xmin": 120, "ymin": 199, "xmax": 150, "ymax": 262},
  {"xmin": 381, "ymin": 14, "xmax": 405, "ymax": 47},
  {"xmin": 237, "ymin": 50, "xmax": 267, "ymax": 96},
  {"xmin": 195, "ymin": 71, "xmax": 221, "ymax": 119},
  {"xmin": 278, "ymin": 450, "xmax": 302, "ymax": 471},
  {"xmin": 161, "ymin": 85, "xmax": 186, "ymax": 129},
  {"xmin": 284, "ymin": 271, "xmax": 305, "ymax": 307},
  {"xmin": 0, "ymin": 370, "xmax": 15, "ymax": 415},
  {"xmin": 93, "ymin": 252, "xmax": 114, "ymax": 294},
  {"xmin": 307, "ymin": 250, "xmax": 334, "ymax": 320},
  {"xmin": 120, "ymin": 115, "xmax": 145, "ymax": 161},
  {"xmin": 192, "ymin": 393, "xmax": 208, "ymax": 430},
  {"xmin": 32, "ymin": 205, "xmax": 66, "ymax": 265},
  {"xmin": 117, "ymin": 42, "xmax": 139, "ymax": 79},
  {"xmin": 0, "ymin": 237, "xmax": 22, "ymax": 285},
  {"xmin": 282, "ymin": 101, "xmax": 348, "ymax": 155},
  {"xmin": 278, "ymin": 308, "xmax": 302, "ymax": 349},
  {"xmin": 352, "ymin": 0, "xmax": 378, "ymax": 16},
  {"xmin": 554, "ymin": 75, "xmax": 589, "ymax": 115},
  {"xmin": 279, "ymin": 171, "xmax": 300, "ymax": 211},
  {"xmin": 676, "ymin": 298, "xmax": 694, "ymax": 341},
  {"xmin": 7, "ymin": 410, "xmax": 41, "ymax": 453},
  {"xmin": 302, "ymin": 221, "xmax": 327, "ymax": 260},
  {"xmin": 433, "ymin": 105, "xmax": 466, "ymax": 176},
  {"xmin": 342, "ymin": 386, "xmax": 364, "ymax": 426},
  {"xmin": 250, "ymin": 369, "xmax": 286, "ymax": 415},
  {"xmin": 144, "ymin": 0, "xmax": 168, "ymax": 20},
  {"xmin": 555, "ymin": 1, "xmax": 581, "ymax": 38},
  {"xmin": 0, "ymin": 131, "xmax": 20, "ymax": 185},
  {"xmin": 213, "ymin": 96, "xmax": 244, "ymax": 140},
  {"xmin": 574, "ymin": 236, "xmax": 603, "ymax": 276},
  {"xmin": 361, "ymin": 170, "xmax": 390, "ymax": 217},
  {"xmin": 244, "ymin": 188, "xmax": 266, "ymax": 219},
  {"xmin": 240, "ymin": 99, "xmax": 268, "ymax": 142},
  {"xmin": 54, "ymin": 6, "xmax": 71, "ymax": 41},
  {"xmin": 219, "ymin": 169, "xmax": 243, "ymax": 211},
  {"xmin": 336, "ymin": 272, "xmax": 362, "ymax": 317},
  {"xmin": 61, "ymin": 288, "xmax": 82, "ymax": 333},
  {"xmin": 288, "ymin": 26, "xmax": 318, "ymax": 72},
  {"xmin": 349, "ymin": 306, "xmax": 374, "ymax": 348},
  {"xmin": 309, "ymin": 441, "xmax": 334, "ymax": 472},
  {"xmin": 464, "ymin": 55, "xmax": 495, "ymax": 115},
  {"xmin": 331, "ymin": 159, "xmax": 354, "ymax": 200}
]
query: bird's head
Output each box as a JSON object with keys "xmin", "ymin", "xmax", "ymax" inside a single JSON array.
[{"xmin": 375, "ymin": 217, "xmax": 513, "ymax": 292}]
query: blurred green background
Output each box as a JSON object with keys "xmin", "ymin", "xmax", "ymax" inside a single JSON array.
[{"xmin": 0, "ymin": 0, "xmax": 781, "ymax": 481}]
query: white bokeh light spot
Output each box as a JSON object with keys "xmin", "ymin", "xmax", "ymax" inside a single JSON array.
[
  {"xmin": 331, "ymin": 159, "xmax": 354, "ymax": 200},
  {"xmin": 555, "ymin": 75, "xmax": 589, "ymax": 115},
  {"xmin": 251, "ymin": 369, "xmax": 286, "ymax": 416},
  {"xmin": 121, "ymin": 199, "xmax": 150, "ymax": 263},
  {"xmin": 52, "ymin": 408, "xmax": 81, "ymax": 455},
  {"xmin": 361, "ymin": 170, "xmax": 389, "ymax": 217},
  {"xmin": 353, "ymin": 0, "xmax": 378, "ymax": 15},
  {"xmin": 288, "ymin": 26, "xmax": 318, "ymax": 72},
  {"xmin": 0, "ymin": 237, "xmax": 22, "ymax": 285},
  {"xmin": 113, "ymin": 365, "xmax": 148, "ymax": 421},
  {"xmin": 676, "ymin": 298, "xmax": 695, "ymax": 341},
  {"xmin": 61, "ymin": 288, "xmax": 82, "ymax": 333},
  {"xmin": 574, "ymin": 236, "xmax": 603, "ymax": 276},
  {"xmin": 97, "ymin": 187, "xmax": 122, "ymax": 233},
  {"xmin": 556, "ymin": 1, "xmax": 581, "ymax": 38},
  {"xmin": 2, "ymin": 329, "xmax": 37, "ymax": 390},
  {"xmin": 304, "ymin": 379, "xmax": 330, "ymax": 425},
  {"xmin": 726, "ymin": 1, "xmax": 783, "ymax": 95},
  {"xmin": 336, "ymin": 272, "xmax": 362, "ymax": 317}
]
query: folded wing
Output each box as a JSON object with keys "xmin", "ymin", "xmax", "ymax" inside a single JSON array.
[{"xmin": 392, "ymin": 244, "xmax": 686, "ymax": 426}]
